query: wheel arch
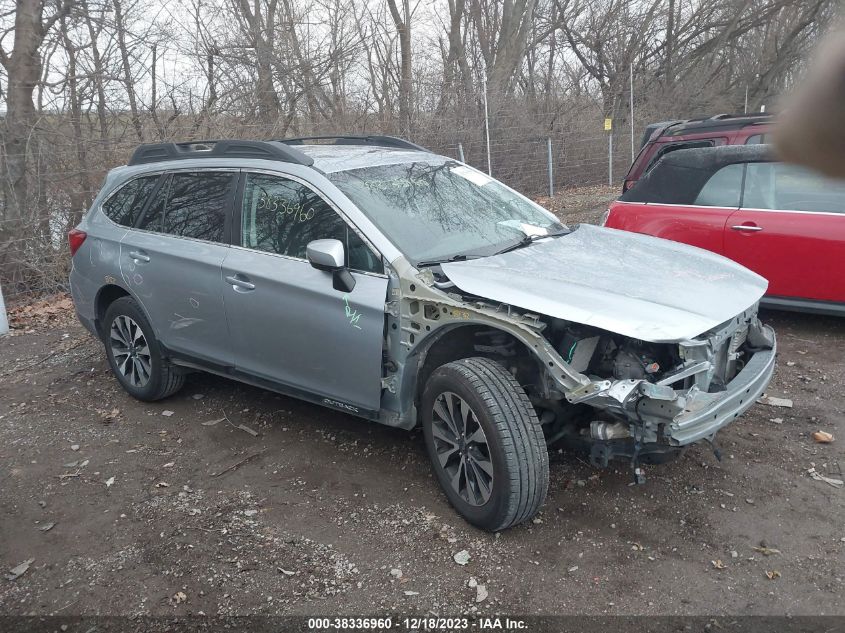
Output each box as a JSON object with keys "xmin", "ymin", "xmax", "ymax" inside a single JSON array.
[
  {"xmin": 94, "ymin": 283, "xmax": 156, "ymax": 341},
  {"xmin": 407, "ymin": 323, "xmax": 545, "ymax": 417}
]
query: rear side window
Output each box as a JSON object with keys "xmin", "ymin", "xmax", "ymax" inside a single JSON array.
[
  {"xmin": 161, "ymin": 172, "xmax": 235, "ymax": 242},
  {"xmin": 137, "ymin": 176, "xmax": 168, "ymax": 232},
  {"xmin": 646, "ymin": 141, "xmax": 714, "ymax": 173},
  {"xmin": 240, "ymin": 173, "xmax": 383, "ymax": 274},
  {"xmin": 743, "ymin": 163, "xmax": 845, "ymax": 212},
  {"xmin": 102, "ymin": 176, "xmax": 159, "ymax": 227},
  {"xmin": 693, "ymin": 163, "xmax": 744, "ymax": 207},
  {"xmin": 745, "ymin": 133, "xmax": 768, "ymax": 145}
]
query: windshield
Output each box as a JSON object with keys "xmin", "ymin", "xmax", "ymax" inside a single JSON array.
[{"xmin": 329, "ymin": 161, "xmax": 565, "ymax": 264}]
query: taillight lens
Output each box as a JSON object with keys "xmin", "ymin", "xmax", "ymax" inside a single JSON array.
[
  {"xmin": 68, "ymin": 228, "xmax": 87, "ymax": 257},
  {"xmin": 600, "ymin": 209, "xmax": 611, "ymax": 226}
]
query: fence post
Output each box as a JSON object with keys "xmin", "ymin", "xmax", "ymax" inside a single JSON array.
[
  {"xmin": 482, "ymin": 73, "xmax": 492, "ymax": 175},
  {"xmin": 608, "ymin": 131, "xmax": 613, "ymax": 186},
  {"xmin": 630, "ymin": 63, "xmax": 635, "ymax": 163},
  {"xmin": 457, "ymin": 142, "xmax": 465, "ymax": 163},
  {"xmin": 0, "ymin": 282, "xmax": 9, "ymax": 337},
  {"xmin": 546, "ymin": 137, "xmax": 554, "ymax": 198}
]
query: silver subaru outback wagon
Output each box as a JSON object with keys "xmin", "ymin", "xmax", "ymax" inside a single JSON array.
[{"xmin": 69, "ymin": 136, "xmax": 777, "ymax": 531}]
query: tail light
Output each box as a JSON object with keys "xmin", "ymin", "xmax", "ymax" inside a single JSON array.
[
  {"xmin": 599, "ymin": 209, "xmax": 611, "ymax": 226},
  {"xmin": 68, "ymin": 228, "xmax": 87, "ymax": 257}
]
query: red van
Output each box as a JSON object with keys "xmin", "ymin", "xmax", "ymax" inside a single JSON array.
[
  {"xmin": 623, "ymin": 113, "xmax": 772, "ymax": 192},
  {"xmin": 605, "ymin": 145, "xmax": 845, "ymax": 315}
]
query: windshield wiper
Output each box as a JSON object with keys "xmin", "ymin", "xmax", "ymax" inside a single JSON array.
[
  {"xmin": 493, "ymin": 228, "xmax": 570, "ymax": 256},
  {"xmin": 416, "ymin": 228, "xmax": 570, "ymax": 267},
  {"xmin": 415, "ymin": 254, "xmax": 470, "ymax": 268}
]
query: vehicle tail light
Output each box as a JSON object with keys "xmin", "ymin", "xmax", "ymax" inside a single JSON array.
[
  {"xmin": 599, "ymin": 209, "xmax": 611, "ymax": 226},
  {"xmin": 68, "ymin": 228, "xmax": 87, "ymax": 257}
]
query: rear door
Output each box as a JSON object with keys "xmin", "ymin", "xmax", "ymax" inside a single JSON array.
[
  {"xmin": 724, "ymin": 162, "xmax": 845, "ymax": 302},
  {"xmin": 608, "ymin": 162, "xmax": 744, "ymax": 253},
  {"xmin": 221, "ymin": 171, "xmax": 389, "ymax": 415},
  {"xmin": 119, "ymin": 169, "xmax": 237, "ymax": 366}
]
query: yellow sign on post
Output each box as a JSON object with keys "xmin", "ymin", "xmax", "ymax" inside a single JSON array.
[{"xmin": 604, "ymin": 118, "xmax": 613, "ymax": 131}]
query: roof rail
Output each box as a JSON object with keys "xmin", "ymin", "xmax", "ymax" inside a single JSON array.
[
  {"xmin": 278, "ymin": 135, "xmax": 428, "ymax": 152},
  {"xmin": 127, "ymin": 139, "xmax": 315, "ymax": 167},
  {"xmin": 661, "ymin": 112, "xmax": 773, "ymax": 135}
]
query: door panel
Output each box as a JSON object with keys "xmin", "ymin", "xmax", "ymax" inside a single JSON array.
[
  {"xmin": 607, "ymin": 201, "xmax": 732, "ymax": 253},
  {"xmin": 119, "ymin": 231, "xmax": 233, "ymax": 365},
  {"xmin": 221, "ymin": 249, "xmax": 388, "ymax": 412},
  {"xmin": 724, "ymin": 161, "xmax": 845, "ymax": 302},
  {"xmin": 118, "ymin": 170, "xmax": 236, "ymax": 366},
  {"xmin": 723, "ymin": 209, "xmax": 845, "ymax": 301}
]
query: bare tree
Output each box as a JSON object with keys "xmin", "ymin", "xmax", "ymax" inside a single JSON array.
[
  {"xmin": 0, "ymin": 0, "xmax": 73, "ymax": 286},
  {"xmin": 386, "ymin": 0, "xmax": 412, "ymax": 133},
  {"xmin": 226, "ymin": 0, "xmax": 282, "ymax": 125},
  {"xmin": 469, "ymin": 0, "xmax": 538, "ymax": 102}
]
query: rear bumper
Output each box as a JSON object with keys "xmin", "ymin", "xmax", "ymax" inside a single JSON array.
[
  {"xmin": 666, "ymin": 325, "xmax": 777, "ymax": 445},
  {"xmin": 76, "ymin": 311, "xmax": 99, "ymax": 337},
  {"xmin": 69, "ymin": 264, "xmax": 99, "ymax": 337}
]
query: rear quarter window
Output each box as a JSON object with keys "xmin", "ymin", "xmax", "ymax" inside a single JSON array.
[
  {"xmin": 102, "ymin": 176, "xmax": 160, "ymax": 227},
  {"xmin": 645, "ymin": 140, "xmax": 715, "ymax": 173},
  {"xmin": 693, "ymin": 163, "xmax": 744, "ymax": 207}
]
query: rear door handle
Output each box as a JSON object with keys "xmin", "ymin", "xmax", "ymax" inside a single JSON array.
[
  {"xmin": 730, "ymin": 225, "xmax": 763, "ymax": 232},
  {"xmin": 128, "ymin": 250, "xmax": 150, "ymax": 262},
  {"xmin": 225, "ymin": 274, "xmax": 256, "ymax": 291}
]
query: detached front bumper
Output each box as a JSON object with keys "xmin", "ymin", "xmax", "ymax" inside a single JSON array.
[{"xmin": 663, "ymin": 325, "xmax": 776, "ymax": 445}]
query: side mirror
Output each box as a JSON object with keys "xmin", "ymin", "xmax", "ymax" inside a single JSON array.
[
  {"xmin": 307, "ymin": 239, "xmax": 345, "ymax": 270},
  {"xmin": 306, "ymin": 239, "xmax": 356, "ymax": 293}
]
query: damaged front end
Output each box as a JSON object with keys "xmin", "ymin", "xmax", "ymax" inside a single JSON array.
[
  {"xmin": 546, "ymin": 304, "xmax": 776, "ymax": 476},
  {"xmin": 388, "ymin": 246, "xmax": 775, "ymax": 483}
]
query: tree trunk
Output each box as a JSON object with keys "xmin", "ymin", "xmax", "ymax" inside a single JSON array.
[
  {"xmin": 665, "ymin": 0, "xmax": 675, "ymax": 86},
  {"xmin": 471, "ymin": 0, "xmax": 538, "ymax": 115},
  {"xmin": 113, "ymin": 0, "xmax": 144, "ymax": 141},
  {"xmin": 387, "ymin": 0, "xmax": 412, "ymax": 134},
  {"xmin": 0, "ymin": 0, "xmax": 71, "ymax": 289},
  {"xmin": 60, "ymin": 15, "xmax": 92, "ymax": 222},
  {"xmin": 83, "ymin": 2, "xmax": 110, "ymax": 142}
]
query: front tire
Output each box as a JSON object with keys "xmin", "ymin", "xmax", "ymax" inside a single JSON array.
[
  {"xmin": 103, "ymin": 297, "xmax": 184, "ymax": 401},
  {"xmin": 421, "ymin": 357, "xmax": 549, "ymax": 531}
]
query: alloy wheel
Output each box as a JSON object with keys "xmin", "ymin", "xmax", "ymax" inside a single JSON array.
[
  {"xmin": 109, "ymin": 315, "xmax": 152, "ymax": 388},
  {"xmin": 431, "ymin": 391, "xmax": 494, "ymax": 506}
]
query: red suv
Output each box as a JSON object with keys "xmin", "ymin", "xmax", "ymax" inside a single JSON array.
[
  {"xmin": 623, "ymin": 113, "xmax": 772, "ymax": 192},
  {"xmin": 604, "ymin": 145, "xmax": 845, "ymax": 315}
]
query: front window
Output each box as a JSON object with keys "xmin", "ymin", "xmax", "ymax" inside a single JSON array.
[
  {"xmin": 329, "ymin": 161, "xmax": 564, "ymax": 264},
  {"xmin": 240, "ymin": 173, "xmax": 383, "ymax": 274},
  {"xmin": 743, "ymin": 162, "xmax": 845, "ymax": 212}
]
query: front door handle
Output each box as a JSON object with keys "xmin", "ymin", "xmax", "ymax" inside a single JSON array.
[
  {"xmin": 730, "ymin": 224, "xmax": 763, "ymax": 232},
  {"xmin": 128, "ymin": 250, "xmax": 150, "ymax": 263},
  {"xmin": 225, "ymin": 274, "xmax": 256, "ymax": 291}
]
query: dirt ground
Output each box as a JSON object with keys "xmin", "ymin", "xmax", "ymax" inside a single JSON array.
[{"xmin": 1, "ymin": 193, "xmax": 844, "ymax": 618}]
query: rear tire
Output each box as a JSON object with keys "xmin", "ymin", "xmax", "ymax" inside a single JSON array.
[
  {"xmin": 103, "ymin": 297, "xmax": 184, "ymax": 401},
  {"xmin": 421, "ymin": 357, "xmax": 549, "ymax": 531}
]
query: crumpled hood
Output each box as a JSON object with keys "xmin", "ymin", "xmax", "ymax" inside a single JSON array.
[{"xmin": 440, "ymin": 224, "xmax": 768, "ymax": 342}]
